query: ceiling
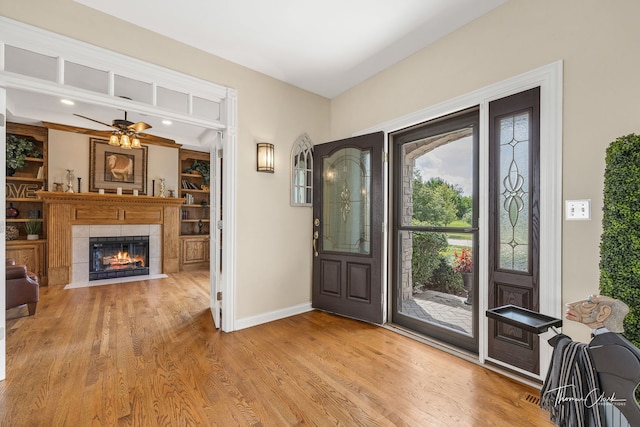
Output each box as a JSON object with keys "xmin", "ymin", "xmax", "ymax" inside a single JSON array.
[
  {"xmin": 7, "ymin": 1, "xmax": 508, "ymax": 147},
  {"xmin": 73, "ymin": 0, "xmax": 507, "ymax": 99}
]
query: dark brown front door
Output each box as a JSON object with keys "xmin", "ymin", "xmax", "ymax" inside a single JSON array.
[
  {"xmin": 312, "ymin": 132, "xmax": 384, "ymax": 324},
  {"xmin": 488, "ymin": 87, "xmax": 541, "ymax": 374}
]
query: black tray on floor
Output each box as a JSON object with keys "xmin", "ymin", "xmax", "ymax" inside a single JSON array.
[{"xmin": 486, "ymin": 305, "xmax": 562, "ymax": 334}]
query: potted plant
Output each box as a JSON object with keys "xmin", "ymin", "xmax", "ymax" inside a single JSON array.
[
  {"xmin": 453, "ymin": 247, "xmax": 473, "ymax": 304},
  {"xmin": 6, "ymin": 134, "xmax": 37, "ymax": 176},
  {"xmin": 24, "ymin": 219, "xmax": 41, "ymax": 240}
]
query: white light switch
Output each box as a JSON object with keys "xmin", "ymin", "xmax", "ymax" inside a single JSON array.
[{"xmin": 565, "ymin": 199, "xmax": 591, "ymax": 220}]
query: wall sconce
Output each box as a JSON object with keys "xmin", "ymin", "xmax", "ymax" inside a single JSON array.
[{"xmin": 257, "ymin": 143, "xmax": 275, "ymax": 173}]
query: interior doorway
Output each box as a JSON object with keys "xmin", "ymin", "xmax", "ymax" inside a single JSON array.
[{"xmin": 0, "ymin": 19, "xmax": 238, "ymax": 381}]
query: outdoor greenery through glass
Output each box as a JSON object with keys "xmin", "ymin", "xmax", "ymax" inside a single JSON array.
[{"xmin": 400, "ymin": 131, "xmax": 474, "ymax": 305}]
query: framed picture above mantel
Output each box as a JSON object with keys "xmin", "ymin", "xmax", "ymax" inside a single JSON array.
[{"xmin": 89, "ymin": 138, "xmax": 148, "ymax": 194}]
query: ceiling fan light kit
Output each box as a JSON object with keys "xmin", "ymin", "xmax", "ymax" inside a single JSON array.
[{"xmin": 75, "ymin": 111, "xmax": 151, "ymax": 150}]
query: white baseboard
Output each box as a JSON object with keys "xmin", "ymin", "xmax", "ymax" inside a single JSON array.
[{"xmin": 234, "ymin": 302, "xmax": 314, "ymax": 330}]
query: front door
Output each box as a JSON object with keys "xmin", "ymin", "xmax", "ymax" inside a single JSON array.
[{"xmin": 312, "ymin": 132, "xmax": 384, "ymax": 324}]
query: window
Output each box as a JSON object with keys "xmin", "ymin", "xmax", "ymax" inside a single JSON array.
[{"xmin": 291, "ymin": 133, "xmax": 314, "ymax": 206}]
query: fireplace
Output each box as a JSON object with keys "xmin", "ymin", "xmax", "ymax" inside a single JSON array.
[{"xmin": 89, "ymin": 235, "xmax": 150, "ymax": 281}]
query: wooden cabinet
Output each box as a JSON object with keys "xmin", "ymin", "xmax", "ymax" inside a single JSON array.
[
  {"xmin": 179, "ymin": 236, "xmax": 210, "ymax": 271},
  {"xmin": 6, "ymin": 240, "xmax": 47, "ymax": 285},
  {"xmin": 6, "ymin": 123, "xmax": 48, "ymax": 285},
  {"xmin": 178, "ymin": 149, "xmax": 210, "ymax": 270}
]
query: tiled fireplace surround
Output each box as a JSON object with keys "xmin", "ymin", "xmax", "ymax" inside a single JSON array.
[
  {"xmin": 37, "ymin": 191, "xmax": 183, "ymax": 286},
  {"xmin": 72, "ymin": 224, "xmax": 161, "ymax": 284}
]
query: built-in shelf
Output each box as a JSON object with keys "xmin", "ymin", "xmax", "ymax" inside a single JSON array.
[
  {"xmin": 179, "ymin": 148, "xmax": 210, "ymax": 271},
  {"xmin": 6, "ymin": 122, "xmax": 49, "ymax": 285},
  {"xmin": 6, "ymin": 177, "xmax": 44, "ymax": 182}
]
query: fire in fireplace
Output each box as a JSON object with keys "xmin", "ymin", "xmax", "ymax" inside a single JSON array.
[{"xmin": 89, "ymin": 235, "xmax": 150, "ymax": 281}]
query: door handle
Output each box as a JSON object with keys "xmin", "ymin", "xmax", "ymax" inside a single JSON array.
[{"xmin": 313, "ymin": 231, "xmax": 319, "ymax": 257}]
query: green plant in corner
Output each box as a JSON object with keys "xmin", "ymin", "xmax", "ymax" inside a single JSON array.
[
  {"xmin": 6, "ymin": 134, "xmax": 37, "ymax": 175},
  {"xmin": 600, "ymin": 133, "xmax": 640, "ymax": 349},
  {"xmin": 24, "ymin": 219, "xmax": 41, "ymax": 236},
  {"xmin": 189, "ymin": 159, "xmax": 210, "ymax": 185}
]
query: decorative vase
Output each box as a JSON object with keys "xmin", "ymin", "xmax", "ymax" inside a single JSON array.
[
  {"xmin": 5, "ymin": 225, "xmax": 19, "ymax": 241},
  {"xmin": 6, "ymin": 166, "xmax": 15, "ymax": 176},
  {"xmin": 6, "ymin": 202, "xmax": 19, "ymax": 218},
  {"xmin": 27, "ymin": 234, "xmax": 39, "ymax": 241}
]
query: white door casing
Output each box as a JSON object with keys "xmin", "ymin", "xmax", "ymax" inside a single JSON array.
[{"xmin": 357, "ymin": 61, "xmax": 563, "ymax": 380}]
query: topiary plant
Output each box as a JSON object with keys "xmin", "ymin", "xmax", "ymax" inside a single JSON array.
[{"xmin": 600, "ymin": 133, "xmax": 640, "ymax": 348}]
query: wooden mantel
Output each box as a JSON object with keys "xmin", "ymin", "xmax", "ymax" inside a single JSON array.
[{"xmin": 37, "ymin": 191, "xmax": 185, "ymax": 285}]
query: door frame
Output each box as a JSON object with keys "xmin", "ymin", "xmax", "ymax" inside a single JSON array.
[
  {"xmin": 0, "ymin": 19, "xmax": 239, "ymax": 379},
  {"xmin": 356, "ymin": 61, "xmax": 563, "ymax": 380},
  {"xmin": 0, "ymin": 88, "xmax": 6, "ymax": 381}
]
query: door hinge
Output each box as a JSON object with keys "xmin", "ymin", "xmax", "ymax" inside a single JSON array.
[
  {"xmin": 383, "ymin": 151, "xmax": 388, "ymax": 163},
  {"xmin": 216, "ymin": 291, "xmax": 222, "ymax": 301}
]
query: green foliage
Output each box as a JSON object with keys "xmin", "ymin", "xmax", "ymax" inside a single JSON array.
[
  {"xmin": 411, "ymin": 230, "xmax": 448, "ymax": 288},
  {"xmin": 184, "ymin": 159, "xmax": 210, "ymax": 185},
  {"xmin": 6, "ymin": 134, "xmax": 37, "ymax": 173},
  {"xmin": 428, "ymin": 258, "xmax": 464, "ymax": 295},
  {"xmin": 412, "ymin": 171, "xmax": 465, "ymax": 226},
  {"xmin": 600, "ymin": 133, "xmax": 640, "ymax": 347},
  {"xmin": 24, "ymin": 219, "xmax": 41, "ymax": 235}
]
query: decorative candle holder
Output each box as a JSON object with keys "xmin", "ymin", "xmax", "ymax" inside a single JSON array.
[
  {"xmin": 66, "ymin": 169, "xmax": 75, "ymax": 193},
  {"xmin": 159, "ymin": 178, "xmax": 166, "ymax": 198}
]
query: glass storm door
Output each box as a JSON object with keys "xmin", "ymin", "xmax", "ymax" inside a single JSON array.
[
  {"xmin": 392, "ymin": 109, "xmax": 479, "ymax": 353},
  {"xmin": 312, "ymin": 132, "xmax": 384, "ymax": 324}
]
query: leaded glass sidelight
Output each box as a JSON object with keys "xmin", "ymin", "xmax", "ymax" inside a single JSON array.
[
  {"xmin": 291, "ymin": 133, "xmax": 314, "ymax": 206},
  {"xmin": 322, "ymin": 147, "xmax": 371, "ymax": 254},
  {"xmin": 498, "ymin": 112, "xmax": 530, "ymax": 272}
]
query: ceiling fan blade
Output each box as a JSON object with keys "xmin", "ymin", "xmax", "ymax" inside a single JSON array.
[
  {"xmin": 73, "ymin": 113, "xmax": 116, "ymax": 129},
  {"xmin": 128, "ymin": 121, "xmax": 152, "ymax": 133}
]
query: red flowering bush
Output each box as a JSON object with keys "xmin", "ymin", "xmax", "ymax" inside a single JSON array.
[{"xmin": 453, "ymin": 248, "xmax": 472, "ymax": 273}]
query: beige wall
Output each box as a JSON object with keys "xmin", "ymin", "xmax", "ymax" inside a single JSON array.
[
  {"xmin": 330, "ymin": 0, "xmax": 640, "ymax": 342},
  {"xmin": 47, "ymin": 130, "xmax": 179, "ymax": 195},
  {"xmin": 0, "ymin": 0, "xmax": 331, "ymax": 321}
]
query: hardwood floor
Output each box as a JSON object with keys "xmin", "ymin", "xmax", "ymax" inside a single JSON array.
[{"xmin": 0, "ymin": 272, "xmax": 553, "ymax": 426}]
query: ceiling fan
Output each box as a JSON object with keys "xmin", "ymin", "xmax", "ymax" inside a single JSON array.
[{"xmin": 74, "ymin": 111, "xmax": 152, "ymax": 149}]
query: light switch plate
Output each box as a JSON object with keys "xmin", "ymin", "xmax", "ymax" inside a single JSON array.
[{"xmin": 565, "ymin": 199, "xmax": 591, "ymax": 220}]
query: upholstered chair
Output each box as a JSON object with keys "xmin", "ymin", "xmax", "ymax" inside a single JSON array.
[{"xmin": 6, "ymin": 258, "xmax": 39, "ymax": 315}]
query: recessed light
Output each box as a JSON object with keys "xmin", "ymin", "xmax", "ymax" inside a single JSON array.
[
  {"xmin": 60, "ymin": 99, "xmax": 75, "ymax": 105},
  {"xmin": 162, "ymin": 120, "xmax": 172, "ymax": 125}
]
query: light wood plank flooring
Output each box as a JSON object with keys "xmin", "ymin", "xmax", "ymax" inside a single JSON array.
[{"xmin": 0, "ymin": 272, "xmax": 553, "ymax": 426}]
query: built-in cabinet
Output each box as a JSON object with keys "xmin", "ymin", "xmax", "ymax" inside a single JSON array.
[
  {"xmin": 178, "ymin": 149, "xmax": 210, "ymax": 271},
  {"xmin": 6, "ymin": 123, "xmax": 48, "ymax": 285}
]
